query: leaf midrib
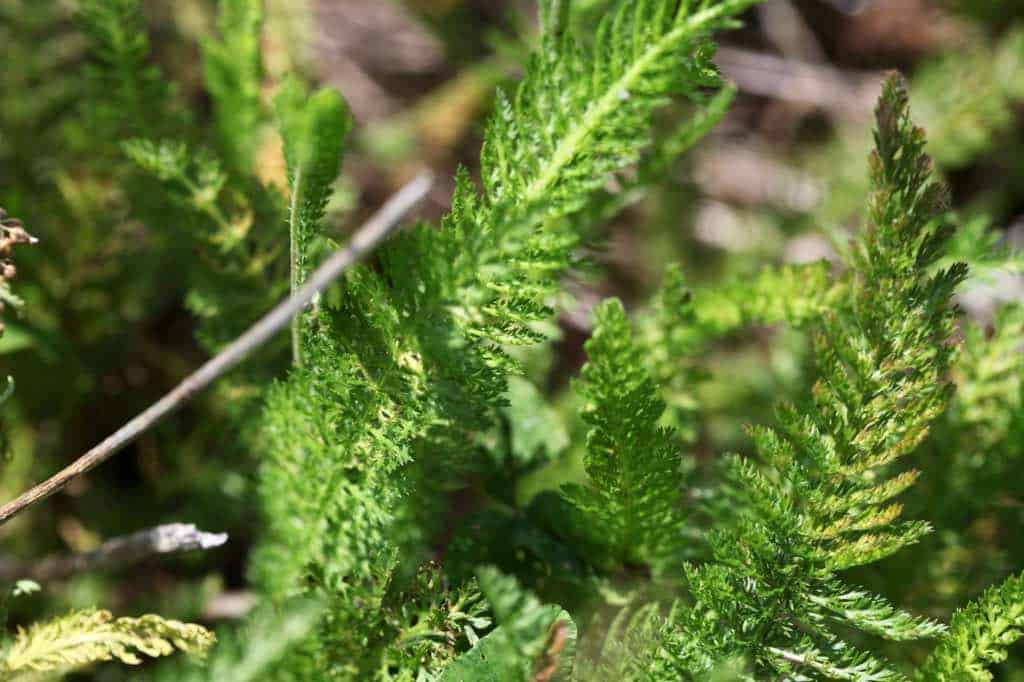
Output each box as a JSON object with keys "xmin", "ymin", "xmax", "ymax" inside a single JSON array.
[{"xmin": 522, "ymin": 3, "xmax": 731, "ymax": 205}]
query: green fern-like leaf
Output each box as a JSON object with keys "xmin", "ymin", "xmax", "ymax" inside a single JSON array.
[
  {"xmin": 482, "ymin": 0, "xmax": 753, "ymax": 217},
  {"xmin": 562, "ymin": 298, "xmax": 688, "ymax": 568},
  {"xmin": 459, "ymin": 0, "xmax": 757, "ymax": 348},
  {"xmin": 916, "ymin": 571, "xmax": 1024, "ymax": 681},
  {"xmin": 275, "ymin": 78, "xmax": 352, "ymax": 363},
  {"xmin": 576, "ymin": 601, "xmax": 678, "ymax": 681},
  {"xmin": 122, "ymin": 139, "xmax": 232, "ymax": 232},
  {"xmin": 201, "ymin": 0, "xmax": 265, "ymax": 175},
  {"xmin": 77, "ymin": 0, "xmax": 177, "ymax": 140},
  {"xmin": 581, "ymin": 80, "xmax": 740, "ymax": 226},
  {"xmin": 663, "ymin": 74, "xmax": 966, "ymax": 680},
  {"xmin": 634, "ymin": 260, "xmax": 837, "ymax": 434}
]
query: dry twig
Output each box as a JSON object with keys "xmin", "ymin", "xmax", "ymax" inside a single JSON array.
[{"xmin": 0, "ymin": 523, "xmax": 227, "ymax": 581}]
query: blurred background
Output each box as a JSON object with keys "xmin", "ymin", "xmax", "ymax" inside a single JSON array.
[{"xmin": 1, "ymin": 0, "xmax": 1023, "ymax": 678}]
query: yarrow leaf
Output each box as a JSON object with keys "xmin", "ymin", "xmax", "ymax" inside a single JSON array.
[
  {"xmin": 661, "ymin": 73, "xmax": 966, "ymax": 680},
  {"xmin": 2, "ymin": 609, "xmax": 214, "ymax": 677}
]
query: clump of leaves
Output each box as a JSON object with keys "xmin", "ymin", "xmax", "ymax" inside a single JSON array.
[{"xmin": 6, "ymin": 1, "xmax": 1024, "ymax": 681}]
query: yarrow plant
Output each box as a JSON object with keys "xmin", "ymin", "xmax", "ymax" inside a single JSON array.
[{"xmin": 2, "ymin": 0, "xmax": 1024, "ymax": 680}]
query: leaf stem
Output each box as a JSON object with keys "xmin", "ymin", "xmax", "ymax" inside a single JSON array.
[{"xmin": 288, "ymin": 167, "xmax": 304, "ymax": 366}]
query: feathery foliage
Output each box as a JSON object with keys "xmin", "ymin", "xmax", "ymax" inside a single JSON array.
[
  {"xmin": 120, "ymin": 0, "xmax": 285, "ymax": 356},
  {"xmin": 562, "ymin": 298, "xmax": 688, "ymax": 569},
  {"xmin": 122, "ymin": 135, "xmax": 286, "ymax": 355},
  {"xmin": 201, "ymin": 0, "xmax": 265, "ymax": 176},
  {"xmin": 251, "ymin": 2, "xmax": 759, "ymax": 677},
  {"xmin": 916, "ymin": 571, "xmax": 1024, "ymax": 681},
  {"xmin": 660, "ymin": 75, "xmax": 965, "ymax": 680},
  {"xmin": 1, "ymin": 609, "xmax": 213, "ymax": 678},
  {"xmin": 77, "ymin": 0, "xmax": 177, "ymax": 140},
  {"xmin": 9, "ymin": 2, "xmax": 1024, "ymax": 681},
  {"xmin": 275, "ymin": 79, "xmax": 352, "ymax": 363}
]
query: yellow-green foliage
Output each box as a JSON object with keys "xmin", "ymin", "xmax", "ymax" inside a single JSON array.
[
  {"xmin": 2, "ymin": 608, "xmax": 214, "ymax": 679},
  {"xmin": 917, "ymin": 571, "xmax": 1024, "ymax": 681}
]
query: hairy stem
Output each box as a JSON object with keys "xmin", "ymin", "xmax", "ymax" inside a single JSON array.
[{"xmin": 288, "ymin": 166, "xmax": 304, "ymax": 366}]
